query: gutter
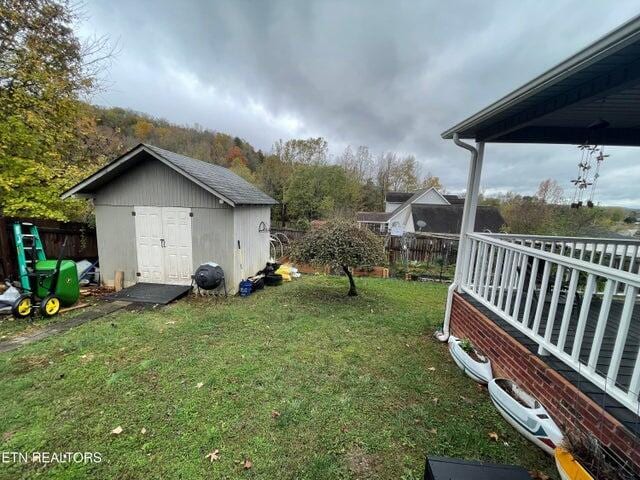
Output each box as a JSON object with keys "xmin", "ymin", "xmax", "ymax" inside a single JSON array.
[{"xmin": 435, "ymin": 133, "xmax": 480, "ymax": 342}]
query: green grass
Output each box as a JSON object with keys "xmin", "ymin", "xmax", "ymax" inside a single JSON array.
[{"xmin": 0, "ymin": 276, "xmax": 557, "ymax": 479}]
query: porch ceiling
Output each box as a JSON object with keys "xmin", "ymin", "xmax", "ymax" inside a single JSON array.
[{"xmin": 442, "ymin": 15, "xmax": 640, "ymax": 146}]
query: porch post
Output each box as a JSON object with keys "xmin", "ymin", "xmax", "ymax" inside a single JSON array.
[{"xmin": 454, "ymin": 141, "xmax": 484, "ymax": 291}]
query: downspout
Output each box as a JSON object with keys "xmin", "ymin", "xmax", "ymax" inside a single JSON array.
[{"xmin": 435, "ymin": 133, "xmax": 480, "ymax": 342}]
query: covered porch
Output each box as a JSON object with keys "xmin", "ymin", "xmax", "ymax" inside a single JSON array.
[{"xmin": 440, "ymin": 14, "xmax": 640, "ymax": 472}]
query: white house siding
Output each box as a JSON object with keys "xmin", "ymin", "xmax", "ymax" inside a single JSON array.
[
  {"xmin": 412, "ymin": 189, "xmax": 449, "ymax": 205},
  {"xmin": 385, "ymin": 202, "xmax": 402, "ymax": 213},
  {"xmin": 232, "ymin": 206, "xmax": 272, "ymax": 289}
]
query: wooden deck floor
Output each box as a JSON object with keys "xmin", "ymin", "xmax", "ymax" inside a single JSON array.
[{"xmin": 461, "ymin": 292, "xmax": 640, "ymax": 438}]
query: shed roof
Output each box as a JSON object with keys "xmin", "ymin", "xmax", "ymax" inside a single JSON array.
[
  {"xmin": 442, "ymin": 15, "xmax": 640, "ymax": 146},
  {"xmin": 411, "ymin": 205, "xmax": 505, "ymax": 234},
  {"xmin": 62, "ymin": 144, "xmax": 277, "ymax": 206}
]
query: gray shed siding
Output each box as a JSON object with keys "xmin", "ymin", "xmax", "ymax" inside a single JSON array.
[
  {"xmin": 93, "ymin": 159, "xmax": 229, "ymax": 209},
  {"xmin": 233, "ymin": 206, "xmax": 271, "ymax": 284},
  {"xmin": 191, "ymin": 207, "xmax": 235, "ymax": 289},
  {"xmin": 94, "ymin": 205, "xmax": 137, "ymax": 287}
]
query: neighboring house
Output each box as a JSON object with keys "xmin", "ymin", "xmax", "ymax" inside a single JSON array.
[
  {"xmin": 62, "ymin": 144, "xmax": 277, "ymax": 292},
  {"xmin": 356, "ymin": 187, "xmax": 504, "ymax": 235}
]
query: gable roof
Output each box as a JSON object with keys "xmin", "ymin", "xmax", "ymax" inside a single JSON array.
[
  {"xmin": 411, "ymin": 205, "xmax": 505, "ymax": 234},
  {"xmin": 61, "ymin": 144, "xmax": 277, "ymax": 206},
  {"xmin": 388, "ymin": 187, "xmax": 450, "ymax": 223}
]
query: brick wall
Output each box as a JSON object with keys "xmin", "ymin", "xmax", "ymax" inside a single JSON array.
[{"xmin": 449, "ymin": 292, "xmax": 640, "ymax": 473}]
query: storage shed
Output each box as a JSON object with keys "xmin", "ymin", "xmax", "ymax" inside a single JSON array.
[{"xmin": 62, "ymin": 144, "xmax": 277, "ymax": 292}]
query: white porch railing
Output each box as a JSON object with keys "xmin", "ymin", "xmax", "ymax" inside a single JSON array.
[
  {"xmin": 461, "ymin": 232, "xmax": 640, "ymax": 414},
  {"xmin": 490, "ymin": 233, "xmax": 640, "ymax": 275}
]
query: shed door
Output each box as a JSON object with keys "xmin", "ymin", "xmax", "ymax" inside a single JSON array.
[
  {"xmin": 134, "ymin": 206, "xmax": 193, "ymax": 285},
  {"xmin": 134, "ymin": 207, "xmax": 165, "ymax": 283},
  {"xmin": 162, "ymin": 208, "xmax": 192, "ymax": 285}
]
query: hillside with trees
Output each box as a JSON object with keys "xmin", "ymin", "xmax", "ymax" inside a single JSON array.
[{"xmin": 1, "ymin": 0, "xmax": 633, "ymax": 240}]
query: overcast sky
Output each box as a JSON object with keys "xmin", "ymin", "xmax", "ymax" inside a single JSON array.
[{"xmin": 78, "ymin": 1, "xmax": 640, "ymax": 207}]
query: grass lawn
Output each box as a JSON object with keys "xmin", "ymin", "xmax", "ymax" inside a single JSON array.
[{"xmin": 0, "ymin": 276, "xmax": 557, "ymax": 479}]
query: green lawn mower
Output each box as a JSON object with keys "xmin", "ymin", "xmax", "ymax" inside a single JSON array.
[{"xmin": 11, "ymin": 222, "xmax": 79, "ymax": 319}]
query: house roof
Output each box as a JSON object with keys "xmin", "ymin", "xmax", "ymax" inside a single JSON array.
[
  {"xmin": 61, "ymin": 144, "xmax": 277, "ymax": 206},
  {"xmin": 387, "ymin": 187, "xmax": 451, "ymax": 223},
  {"xmin": 356, "ymin": 211, "xmax": 392, "ymax": 223},
  {"xmin": 385, "ymin": 191, "xmax": 414, "ymax": 203},
  {"xmin": 411, "ymin": 205, "xmax": 505, "ymax": 234},
  {"xmin": 443, "ymin": 194, "xmax": 464, "ymax": 205},
  {"xmin": 441, "ymin": 15, "xmax": 640, "ymax": 146}
]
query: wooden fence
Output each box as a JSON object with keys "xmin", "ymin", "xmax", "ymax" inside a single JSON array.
[
  {"xmin": 0, "ymin": 216, "xmax": 98, "ymax": 282},
  {"xmin": 271, "ymin": 226, "xmax": 459, "ymax": 280},
  {"xmin": 386, "ymin": 233, "xmax": 459, "ymax": 264}
]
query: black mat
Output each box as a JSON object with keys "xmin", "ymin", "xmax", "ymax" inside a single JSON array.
[
  {"xmin": 107, "ymin": 283, "xmax": 191, "ymax": 304},
  {"xmin": 425, "ymin": 456, "xmax": 531, "ymax": 480}
]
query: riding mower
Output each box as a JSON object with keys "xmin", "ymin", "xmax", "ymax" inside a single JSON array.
[{"xmin": 11, "ymin": 223, "xmax": 79, "ymax": 320}]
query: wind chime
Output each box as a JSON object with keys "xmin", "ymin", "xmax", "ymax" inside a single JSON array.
[
  {"xmin": 571, "ymin": 116, "xmax": 610, "ymax": 209},
  {"xmin": 570, "ymin": 142, "xmax": 609, "ymax": 209}
]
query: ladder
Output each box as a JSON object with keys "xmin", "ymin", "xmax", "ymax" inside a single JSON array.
[{"xmin": 13, "ymin": 222, "xmax": 46, "ymax": 291}]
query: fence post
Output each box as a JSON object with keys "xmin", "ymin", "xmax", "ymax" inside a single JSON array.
[{"xmin": 0, "ymin": 216, "xmax": 15, "ymax": 281}]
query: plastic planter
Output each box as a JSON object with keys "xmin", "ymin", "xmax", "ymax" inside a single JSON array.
[
  {"xmin": 488, "ymin": 378, "xmax": 564, "ymax": 455},
  {"xmin": 448, "ymin": 336, "xmax": 493, "ymax": 384}
]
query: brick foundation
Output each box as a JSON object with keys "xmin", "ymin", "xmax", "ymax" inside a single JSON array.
[{"xmin": 449, "ymin": 292, "xmax": 640, "ymax": 472}]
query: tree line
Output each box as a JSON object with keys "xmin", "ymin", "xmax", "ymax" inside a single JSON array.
[{"xmin": 0, "ymin": 0, "xmax": 444, "ymax": 226}]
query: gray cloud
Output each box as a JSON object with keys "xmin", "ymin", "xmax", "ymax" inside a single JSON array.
[{"xmin": 80, "ymin": 0, "xmax": 640, "ymax": 206}]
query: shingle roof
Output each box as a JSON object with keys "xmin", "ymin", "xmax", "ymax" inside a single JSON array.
[
  {"xmin": 443, "ymin": 194, "xmax": 464, "ymax": 205},
  {"xmin": 61, "ymin": 144, "xmax": 277, "ymax": 206},
  {"xmin": 144, "ymin": 145, "xmax": 276, "ymax": 206},
  {"xmin": 411, "ymin": 205, "xmax": 505, "ymax": 234},
  {"xmin": 356, "ymin": 211, "xmax": 392, "ymax": 223},
  {"xmin": 385, "ymin": 191, "xmax": 414, "ymax": 203}
]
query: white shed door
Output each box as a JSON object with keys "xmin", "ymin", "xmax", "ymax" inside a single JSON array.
[
  {"xmin": 134, "ymin": 207, "xmax": 192, "ymax": 285},
  {"xmin": 162, "ymin": 208, "xmax": 192, "ymax": 285},
  {"xmin": 134, "ymin": 207, "xmax": 165, "ymax": 283}
]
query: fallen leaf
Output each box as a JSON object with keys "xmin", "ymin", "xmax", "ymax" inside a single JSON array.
[
  {"xmin": 529, "ymin": 470, "xmax": 550, "ymax": 480},
  {"xmin": 429, "ymin": 428, "xmax": 437, "ymax": 434},
  {"xmin": 165, "ymin": 321, "xmax": 176, "ymax": 325},
  {"xmin": 243, "ymin": 458, "xmax": 253, "ymax": 469},
  {"xmin": 2, "ymin": 431, "xmax": 15, "ymax": 441},
  {"xmin": 141, "ymin": 428, "xmax": 147, "ymax": 435},
  {"xmin": 340, "ymin": 426, "xmax": 348, "ymax": 433},
  {"xmin": 459, "ymin": 395, "xmax": 473, "ymax": 404},
  {"xmin": 428, "ymin": 367, "xmax": 436, "ymax": 371},
  {"xmin": 432, "ymin": 397, "xmax": 439, "ymax": 404},
  {"xmin": 205, "ymin": 449, "xmax": 220, "ymax": 462},
  {"xmin": 271, "ymin": 410, "xmax": 280, "ymax": 418},
  {"xmin": 196, "ymin": 382, "xmax": 204, "ymax": 389},
  {"xmin": 488, "ymin": 431, "xmax": 499, "ymax": 442},
  {"xmin": 111, "ymin": 426, "xmax": 123, "ymax": 435}
]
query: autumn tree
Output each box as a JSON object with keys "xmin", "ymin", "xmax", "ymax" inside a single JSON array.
[
  {"xmin": 291, "ymin": 220, "xmax": 385, "ymax": 296},
  {"xmin": 423, "ymin": 172, "xmax": 444, "ymax": 191},
  {"xmin": 284, "ymin": 164, "xmax": 360, "ymax": 221},
  {"xmin": 0, "ymin": 0, "xmax": 110, "ymax": 220},
  {"xmin": 273, "ymin": 137, "xmax": 328, "ymax": 165}
]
